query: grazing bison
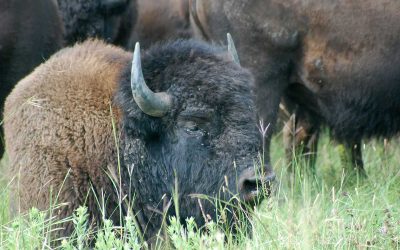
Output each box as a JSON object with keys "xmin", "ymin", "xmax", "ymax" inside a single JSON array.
[
  {"xmin": 190, "ymin": 0, "xmax": 400, "ymax": 174},
  {"xmin": 5, "ymin": 39, "xmax": 275, "ymax": 241},
  {"xmin": 131, "ymin": 0, "xmax": 191, "ymax": 48},
  {"xmin": 0, "ymin": 0, "xmax": 63, "ymax": 158},
  {"xmin": 57, "ymin": 0, "xmax": 137, "ymax": 48}
]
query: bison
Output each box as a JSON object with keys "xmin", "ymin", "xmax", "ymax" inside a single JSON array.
[
  {"xmin": 57, "ymin": 0, "xmax": 138, "ymax": 48},
  {"xmin": 131, "ymin": 0, "xmax": 191, "ymax": 48},
  {"xmin": 0, "ymin": 0, "xmax": 63, "ymax": 158},
  {"xmin": 190, "ymin": 0, "xmax": 400, "ymax": 175},
  {"xmin": 5, "ymin": 38, "xmax": 275, "ymax": 241}
]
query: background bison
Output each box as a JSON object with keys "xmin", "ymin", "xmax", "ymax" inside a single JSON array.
[
  {"xmin": 4, "ymin": 39, "xmax": 274, "ymax": 241},
  {"xmin": 131, "ymin": 0, "xmax": 191, "ymax": 49},
  {"xmin": 57, "ymin": 0, "xmax": 192, "ymax": 50},
  {"xmin": 0, "ymin": 0, "xmax": 63, "ymax": 158},
  {"xmin": 190, "ymin": 0, "xmax": 400, "ymax": 175},
  {"xmin": 57, "ymin": 0, "xmax": 138, "ymax": 48}
]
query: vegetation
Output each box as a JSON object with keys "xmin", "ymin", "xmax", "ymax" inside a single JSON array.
[{"xmin": 0, "ymin": 133, "xmax": 399, "ymax": 249}]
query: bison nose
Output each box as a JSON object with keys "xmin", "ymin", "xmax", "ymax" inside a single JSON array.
[{"xmin": 238, "ymin": 168, "xmax": 276, "ymax": 203}]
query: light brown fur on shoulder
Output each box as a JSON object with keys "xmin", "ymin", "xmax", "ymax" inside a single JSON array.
[{"xmin": 4, "ymin": 39, "xmax": 131, "ymax": 236}]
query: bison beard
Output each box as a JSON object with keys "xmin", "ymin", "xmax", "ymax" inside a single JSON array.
[{"xmin": 5, "ymin": 39, "xmax": 273, "ymax": 242}]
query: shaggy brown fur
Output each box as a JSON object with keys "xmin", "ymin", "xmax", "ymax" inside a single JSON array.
[{"xmin": 5, "ymin": 40, "xmax": 130, "ymax": 235}]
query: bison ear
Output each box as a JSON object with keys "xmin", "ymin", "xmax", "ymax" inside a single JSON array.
[
  {"xmin": 131, "ymin": 42, "xmax": 173, "ymax": 117},
  {"xmin": 227, "ymin": 33, "xmax": 240, "ymax": 65}
]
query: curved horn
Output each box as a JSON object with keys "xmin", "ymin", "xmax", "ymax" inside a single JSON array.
[
  {"xmin": 131, "ymin": 42, "xmax": 172, "ymax": 117},
  {"xmin": 227, "ymin": 33, "xmax": 240, "ymax": 65}
]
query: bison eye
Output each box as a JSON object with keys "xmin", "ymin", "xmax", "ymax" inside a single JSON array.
[
  {"xmin": 183, "ymin": 120, "xmax": 206, "ymax": 136},
  {"xmin": 185, "ymin": 121, "xmax": 199, "ymax": 132}
]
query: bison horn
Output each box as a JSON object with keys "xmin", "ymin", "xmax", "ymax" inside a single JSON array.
[
  {"xmin": 131, "ymin": 42, "xmax": 172, "ymax": 117},
  {"xmin": 227, "ymin": 33, "xmax": 240, "ymax": 65}
]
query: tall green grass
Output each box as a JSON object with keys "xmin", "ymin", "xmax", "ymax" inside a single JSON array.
[{"xmin": 0, "ymin": 134, "xmax": 399, "ymax": 249}]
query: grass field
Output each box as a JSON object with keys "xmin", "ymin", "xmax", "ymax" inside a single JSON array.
[{"xmin": 0, "ymin": 133, "xmax": 399, "ymax": 249}]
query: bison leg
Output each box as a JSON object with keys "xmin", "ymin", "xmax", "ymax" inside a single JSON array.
[
  {"xmin": 283, "ymin": 111, "xmax": 320, "ymax": 175},
  {"xmin": 337, "ymin": 140, "xmax": 366, "ymax": 177}
]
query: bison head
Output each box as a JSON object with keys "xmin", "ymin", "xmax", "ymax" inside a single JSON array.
[{"xmin": 115, "ymin": 38, "xmax": 275, "ymax": 239}]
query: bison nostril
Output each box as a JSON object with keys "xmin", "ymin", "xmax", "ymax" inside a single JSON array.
[
  {"xmin": 238, "ymin": 172, "xmax": 276, "ymax": 203},
  {"xmin": 242, "ymin": 178, "xmax": 258, "ymax": 192}
]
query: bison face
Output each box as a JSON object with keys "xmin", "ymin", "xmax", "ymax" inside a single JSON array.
[{"xmin": 116, "ymin": 40, "xmax": 275, "ymax": 239}]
